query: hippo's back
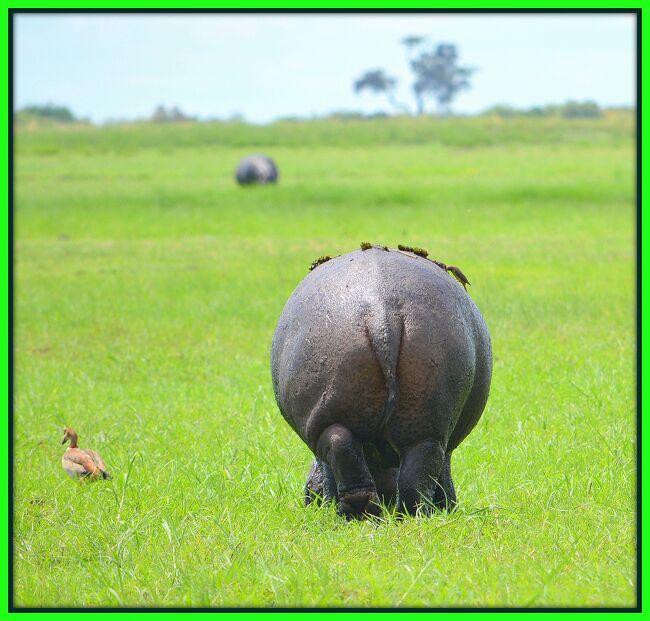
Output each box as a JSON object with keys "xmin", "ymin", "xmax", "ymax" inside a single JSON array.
[{"xmin": 271, "ymin": 248, "xmax": 492, "ymax": 454}]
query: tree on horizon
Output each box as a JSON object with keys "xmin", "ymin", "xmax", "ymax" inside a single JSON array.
[{"xmin": 353, "ymin": 38, "xmax": 475, "ymax": 116}]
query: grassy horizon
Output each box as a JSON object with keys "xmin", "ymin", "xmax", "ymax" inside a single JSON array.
[
  {"xmin": 13, "ymin": 115, "xmax": 636, "ymax": 608},
  {"xmin": 15, "ymin": 109, "xmax": 634, "ymax": 153}
]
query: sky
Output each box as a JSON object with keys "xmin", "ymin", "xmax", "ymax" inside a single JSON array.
[{"xmin": 14, "ymin": 13, "xmax": 636, "ymax": 124}]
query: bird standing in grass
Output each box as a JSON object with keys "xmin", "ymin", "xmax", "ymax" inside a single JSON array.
[{"xmin": 61, "ymin": 428, "xmax": 111, "ymax": 480}]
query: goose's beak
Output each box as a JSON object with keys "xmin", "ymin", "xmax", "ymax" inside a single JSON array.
[{"xmin": 61, "ymin": 438, "xmax": 66, "ymax": 445}]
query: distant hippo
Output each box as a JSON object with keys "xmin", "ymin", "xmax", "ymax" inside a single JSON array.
[
  {"xmin": 271, "ymin": 246, "xmax": 492, "ymax": 519},
  {"xmin": 235, "ymin": 154, "xmax": 278, "ymax": 185}
]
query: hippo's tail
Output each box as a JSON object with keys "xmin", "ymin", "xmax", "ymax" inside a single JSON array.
[{"xmin": 364, "ymin": 308, "xmax": 403, "ymax": 435}]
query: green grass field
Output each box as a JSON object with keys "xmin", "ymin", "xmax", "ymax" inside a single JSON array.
[{"xmin": 13, "ymin": 113, "xmax": 636, "ymax": 608}]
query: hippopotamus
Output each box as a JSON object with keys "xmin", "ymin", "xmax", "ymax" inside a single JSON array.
[
  {"xmin": 235, "ymin": 154, "xmax": 278, "ymax": 185},
  {"xmin": 270, "ymin": 246, "xmax": 492, "ymax": 519}
]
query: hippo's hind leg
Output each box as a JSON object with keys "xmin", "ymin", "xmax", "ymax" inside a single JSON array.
[
  {"xmin": 371, "ymin": 467, "xmax": 398, "ymax": 507},
  {"xmin": 432, "ymin": 451, "xmax": 457, "ymax": 511},
  {"xmin": 315, "ymin": 424, "xmax": 380, "ymax": 520},
  {"xmin": 396, "ymin": 440, "xmax": 447, "ymax": 515},
  {"xmin": 304, "ymin": 459, "xmax": 337, "ymax": 506}
]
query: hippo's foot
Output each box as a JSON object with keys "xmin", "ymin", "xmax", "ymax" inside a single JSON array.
[
  {"xmin": 338, "ymin": 488, "xmax": 381, "ymax": 521},
  {"xmin": 315, "ymin": 424, "xmax": 380, "ymax": 520},
  {"xmin": 304, "ymin": 459, "xmax": 337, "ymax": 506},
  {"xmin": 396, "ymin": 440, "xmax": 448, "ymax": 516}
]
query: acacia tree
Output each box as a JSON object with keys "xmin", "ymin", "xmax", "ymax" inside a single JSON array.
[
  {"xmin": 353, "ymin": 39, "xmax": 474, "ymax": 116},
  {"xmin": 411, "ymin": 44, "xmax": 475, "ymax": 115},
  {"xmin": 353, "ymin": 69, "xmax": 409, "ymax": 114}
]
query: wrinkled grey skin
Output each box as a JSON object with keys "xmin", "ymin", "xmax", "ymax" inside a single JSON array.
[
  {"xmin": 271, "ymin": 248, "xmax": 492, "ymax": 519},
  {"xmin": 235, "ymin": 154, "xmax": 278, "ymax": 185}
]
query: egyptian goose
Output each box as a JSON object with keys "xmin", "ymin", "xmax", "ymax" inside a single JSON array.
[{"xmin": 61, "ymin": 427, "xmax": 111, "ymax": 480}]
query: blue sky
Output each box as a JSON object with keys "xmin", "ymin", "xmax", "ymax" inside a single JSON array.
[{"xmin": 14, "ymin": 13, "xmax": 636, "ymax": 123}]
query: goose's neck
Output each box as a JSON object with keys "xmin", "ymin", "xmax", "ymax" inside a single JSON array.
[{"xmin": 69, "ymin": 433, "xmax": 78, "ymax": 448}]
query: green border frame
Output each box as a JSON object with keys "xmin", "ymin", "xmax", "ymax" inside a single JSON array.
[{"xmin": 3, "ymin": 3, "xmax": 644, "ymax": 618}]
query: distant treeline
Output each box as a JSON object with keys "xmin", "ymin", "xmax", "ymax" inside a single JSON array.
[
  {"xmin": 321, "ymin": 101, "xmax": 628, "ymax": 121},
  {"xmin": 15, "ymin": 100, "xmax": 632, "ymax": 126},
  {"xmin": 17, "ymin": 103, "xmax": 86, "ymax": 124},
  {"xmin": 482, "ymin": 100, "xmax": 606, "ymax": 119}
]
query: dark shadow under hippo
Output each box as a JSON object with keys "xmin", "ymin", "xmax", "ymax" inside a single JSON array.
[
  {"xmin": 235, "ymin": 154, "xmax": 279, "ymax": 185},
  {"xmin": 271, "ymin": 246, "xmax": 492, "ymax": 519}
]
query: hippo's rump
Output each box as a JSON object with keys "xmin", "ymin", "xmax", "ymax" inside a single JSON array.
[{"xmin": 271, "ymin": 248, "xmax": 491, "ymax": 452}]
